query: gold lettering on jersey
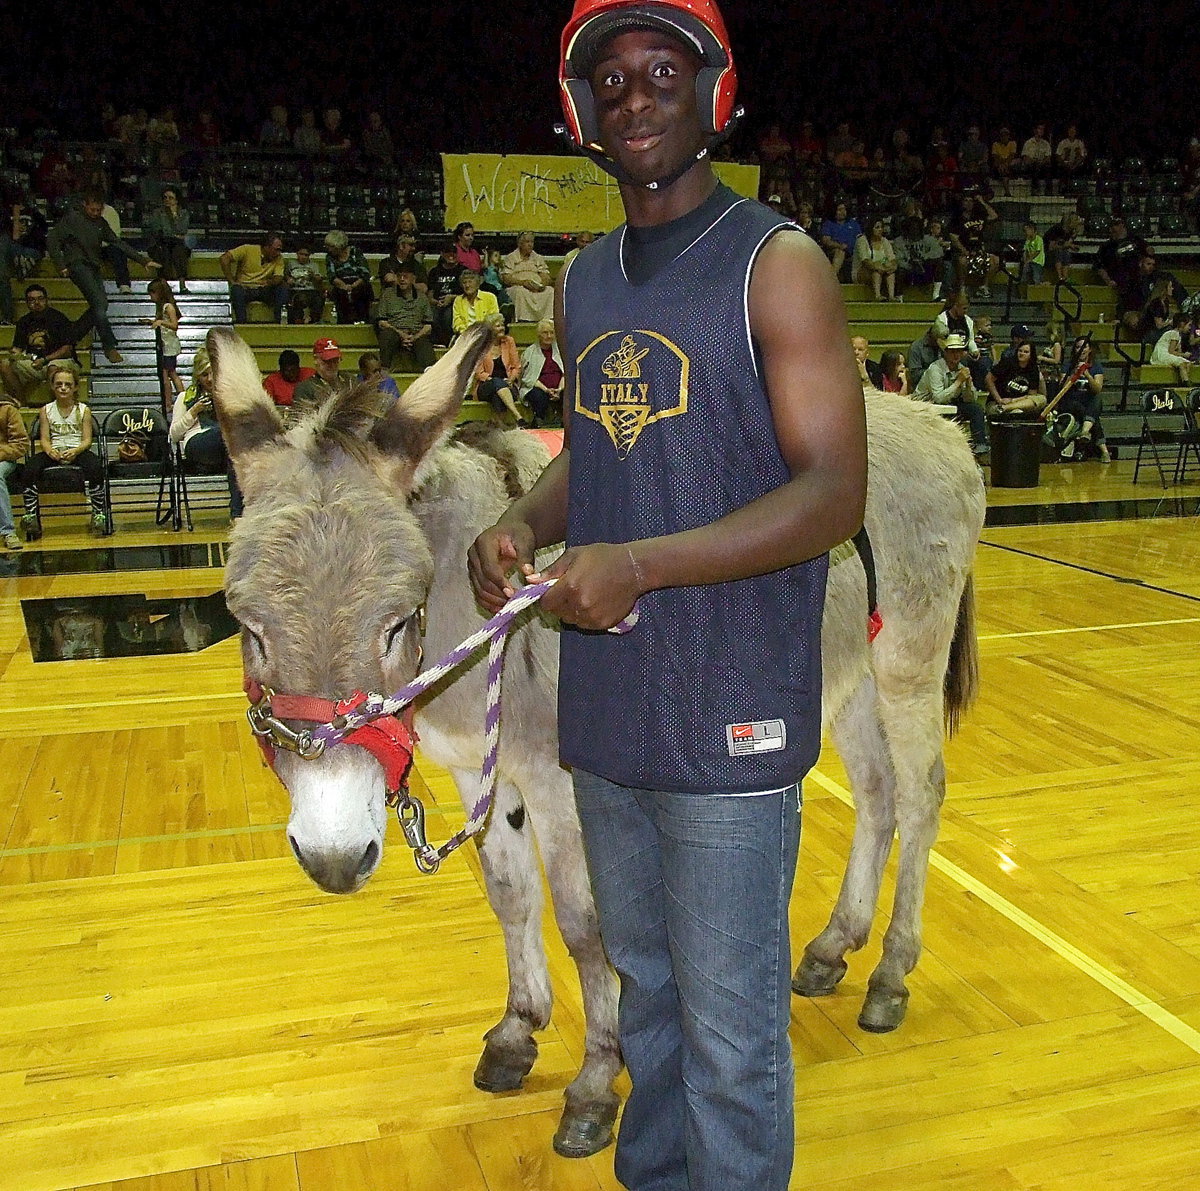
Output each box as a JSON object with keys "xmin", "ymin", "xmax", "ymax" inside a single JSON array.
[{"xmin": 575, "ymin": 330, "xmax": 689, "ymax": 459}]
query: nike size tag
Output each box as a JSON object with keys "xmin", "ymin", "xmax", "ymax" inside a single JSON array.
[{"xmin": 726, "ymin": 719, "xmax": 786, "ymax": 756}]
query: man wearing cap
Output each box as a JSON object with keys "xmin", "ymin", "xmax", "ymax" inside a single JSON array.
[
  {"xmin": 914, "ymin": 333, "xmax": 991, "ymax": 454},
  {"xmin": 262, "ymin": 349, "xmax": 316, "ymax": 420},
  {"xmin": 292, "ymin": 337, "xmax": 351, "ymax": 418},
  {"xmin": 376, "ymin": 266, "xmax": 436, "ymax": 373},
  {"xmin": 469, "ymin": 2, "xmax": 865, "ymax": 1187},
  {"xmin": 999, "ymin": 322, "xmax": 1032, "ymax": 366}
]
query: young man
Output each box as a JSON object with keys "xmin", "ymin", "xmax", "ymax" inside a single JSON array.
[
  {"xmin": 468, "ymin": 2, "xmax": 866, "ymax": 1188},
  {"xmin": 425, "ymin": 242, "xmax": 464, "ymax": 346},
  {"xmin": 262, "ymin": 349, "xmax": 315, "ymax": 416},
  {"xmin": 0, "ymin": 284, "xmax": 85, "ymax": 404},
  {"xmin": 46, "ymin": 193, "xmax": 159, "ymax": 363}
]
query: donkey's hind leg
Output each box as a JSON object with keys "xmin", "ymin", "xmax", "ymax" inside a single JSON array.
[
  {"xmin": 518, "ymin": 766, "xmax": 621, "ymax": 1158},
  {"xmin": 858, "ymin": 680, "xmax": 947, "ymax": 1033},
  {"xmin": 451, "ymin": 768, "xmax": 551, "ymax": 1095},
  {"xmin": 793, "ymin": 673, "xmax": 897, "ymax": 1000}
]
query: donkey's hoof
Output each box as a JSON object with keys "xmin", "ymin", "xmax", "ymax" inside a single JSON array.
[
  {"xmin": 553, "ymin": 1095, "xmax": 618, "ymax": 1158},
  {"xmin": 792, "ymin": 954, "xmax": 848, "ymax": 998},
  {"xmin": 473, "ymin": 1037, "xmax": 538, "ymax": 1093},
  {"xmin": 858, "ymin": 986, "xmax": 909, "ymax": 1033}
]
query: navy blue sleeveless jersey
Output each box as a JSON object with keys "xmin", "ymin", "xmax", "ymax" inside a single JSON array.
[{"xmin": 558, "ymin": 190, "xmax": 829, "ymax": 794}]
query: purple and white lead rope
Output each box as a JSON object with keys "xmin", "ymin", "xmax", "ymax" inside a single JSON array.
[{"xmin": 311, "ymin": 579, "xmax": 638, "ymax": 871}]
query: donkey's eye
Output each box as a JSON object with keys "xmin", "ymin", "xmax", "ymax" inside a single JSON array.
[
  {"xmin": 242, "ymin": 623, "xmax": 267, "ymax": 662},
  {"xmin": 383, "ymin": 618, "xmax": 413, "ymax": 656}
]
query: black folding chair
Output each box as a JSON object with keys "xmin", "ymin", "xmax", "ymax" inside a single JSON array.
[
  {"xmin": 100, "ymin": 406, "xmax": 174, "ymax": 534},
  {"xmin": 1132, "ymin": 389, "xmax": 1200, "ymax": 488}
]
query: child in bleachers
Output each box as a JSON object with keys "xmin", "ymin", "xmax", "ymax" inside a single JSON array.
[{"xmin": 146, "ymin": 278, "xmax": 183, "ymax": 396}]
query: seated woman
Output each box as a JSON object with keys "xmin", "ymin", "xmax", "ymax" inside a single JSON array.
[
  {"xmin": 519, "ymin": 319, "xmax": 565, "ymax": 427},
  {"xmin": 501, "ymin": 232, "xmax": 554, "ymax": 323},
  {"xmin": 144, "ymin": 186, "xmax": 191, "ymax": 289},
  {"xmin": 853, "ymin": 219, "xmax": 898, "ymax": 300},
  {"xmin": 1150, "ymin": 313, "xmax": 1193, "ymax": 384},
  {"xmin": 819, "ymin": 201, "xmax": 862, "ymax": 280},
  {"xmin": 985, "ymin": 342, "xmax": 1047, "ymax": 418},
  {"xmin": 473, "ymin": 314, "xmax": 524, "ymax": 425},
  {"xmin": 878, "ymin": 350, "xmax": 909, "ymax": 395},
  {"xmin": 168, "ymin": 346, "xmax": 243, "ymax": 517},
  {"xmin": 323, "ymin": 230, "xmax": 373, "ymax": 325},
  {"xmin": 1057, "ymin": 338, "xmax": 1110, "ymax": 463},
  {"xmin": 21, "ymin": 364, "xmax": 108, "ymax": 540}
]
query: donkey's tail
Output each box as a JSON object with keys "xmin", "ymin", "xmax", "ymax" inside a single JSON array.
[{"xmin": 944, "ymin": 572, "xmax": 980, "ymax": 737}]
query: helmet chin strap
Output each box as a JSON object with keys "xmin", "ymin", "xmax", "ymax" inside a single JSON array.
[{"xmin": 554, "ymin": 106, "xmax": 743, "ymax": 192}]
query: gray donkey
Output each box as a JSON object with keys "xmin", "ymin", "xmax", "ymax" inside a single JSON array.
[{"xmin": 208, "ymin": 321, "xmax": 984, "ymax": 1157}]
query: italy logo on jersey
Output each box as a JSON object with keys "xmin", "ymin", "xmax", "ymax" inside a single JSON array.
[{"xmin": 573, "ymin": 330, "xmax": 689, "ymax": 459}]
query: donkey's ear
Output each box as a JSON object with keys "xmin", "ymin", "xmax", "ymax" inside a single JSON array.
[
  {"xmin": 207, "ymin": 327, "xmax": 286, "ymax": 459},
  {"xmin": 207, "ymin": 328, "xmax": 288, "ymax": 503},
  {"xmin": 368, "ymin": 323, "xmax": 494, "ymax": 487}
]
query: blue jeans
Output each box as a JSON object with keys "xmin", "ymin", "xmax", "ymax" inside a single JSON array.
[
  {"xmin": 572, "ymin": 770, "xmax": 803, "ymax": 1191},
  {"xmin": 68, "ymin": 263, "xmax": 115, "ymax": 350},
  {"xmin": 230, "ymin": 282, "xmax": 286, "ymax": 324},
  {"xmin": 0, "ymin": 459, "xmax": 17, "ymax": 534}
]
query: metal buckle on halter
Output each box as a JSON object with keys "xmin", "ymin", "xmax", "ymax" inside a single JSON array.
[
  {"xmin": 246, "ymin": 686, "xmax": 327, "ymax": 761},
  {"xmin": 391, "ymin": 792, "xmax": 441, "ymax": 874}
]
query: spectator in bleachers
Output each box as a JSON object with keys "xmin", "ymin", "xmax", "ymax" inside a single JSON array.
[
  {"xmin": 985, "ymin": 342, "xmax": 1047, "ymax": 418},
  {"xmin": 913, "ymin": 333, "xmax": 990, "ymax": 455},
  {"xmin": 262, "ymin": 350, "xmax": 315, "ymax": 418},
  {"xmin": 972, "ymin": 314, "xmax": 996, "ymax": 388},
  {"xmin": 144, "ymin": 187, "xmax": 191, "ymax": 290},
  {"xmin": 426, "ymin": 242, "xmax": 464, "ymax": 347},
  {"xmin": 321, "ymin": 108, "xmax": 352, "ymax": 153},
  {"xmin": 48, "ymin": 193, "xmax": 159, "ymax": 364},
  {"xmin": 22, "ymin": 363, "xmax": 109, "ymax": 538},
  {"xmin": 146, "ymin": 107, "xmax": 182, "ymax": 170},
  {"xmin": 501, "ymin": 232, "xmax": 554, "ymax": 323},
  {"xmin": 818, "ymin": 201, "xmax": 862, "ymax": 280},
  {"xmin": 454, "ymin": 222, "xmax": 483, "ymax": 273},
  {"xmin": 379, "ymin": 234, "xmax": 428, "ymax": 294},
  {"xmin": 933, "ymin": 290, "xmax": 981, "ymax": 358},
  {"xmin": 889, "ymin": 128, "xmax": 925, "ymax": 186},
  {"xmin": 997, "ymin": 321, "xmax": 1029, "ymax": 366},
  {"xmin": 1038, "ymin": 322, "xmax": 1064, "ymax": 388},
  {"xmin": 168, "ymin": 346, "xmax": 243, "ymax": 517},
  {"xmin": 358, "ymin": 351, "xmax": 401, "ymax": 403},
  {"xmin": 0, "ymin": 284, "xmax": 84, "ymax": 403},
  {"xmin": 473, "ymin": 314, "xmax": 524, "ymax": 425},
  {"xmin": 796, "ymin": 120, "xmax": 823, "ymax": 160},
  {"xmin": 1055, "ymin": 125, "xmax": 1087, "ymax": 180},
  {"xmin": 925, "ymin": 141, "xmax": 958, "ymax": 211},
  {"xmin": 833, "ymin": 141, "xmax": 870, "ymax": 190},
  {"xmin": 853, "ymin": 219, "xmax": 898, "ymax": 301},
  {"xmin": 852, "ymin": 336, "xmax": 883, "ymax": 388},
  {"xmin": 1150, "ymin": 313, "xmax": 1193, "ymax": 382},
  {"xmin": 194, "ymin": 109, "xmax": 222, "ymax": 149},
  {"xmin": 757, "ymin": 123, "xmax": 793, "ymax": 165},
  {"xmin": 878, "ymin": 350, "xmax": 909, "ymax": 395},
  {"xmin": 1058, "ymin": 337, "xmax": 1109, "ymax": 462},
  {"xmin": 115, "ymin": 109, "xmax": 148, "ymax": 166},
  {"xmin": 260, "ymin": 105, "xmax": 290, "ymax": 148},
  {"xmin": 826, "ymin": 121, "xmax": 854, "ymax": 164},
  {"xmin": 284, "ymin": 245, "xmax": 326, "ymax": 324},
  {"xmin": 5, "ymin": 196, "xmax": 49, "ymax": 285},
  {"xmin": 323, "ymin": 230, "xmax": 372, "ymax": 324},
  {"xmin": 293, "ymin": 110, "xmax": 321, "ymax": 154},
  {"xmin": 221, "ymin": 231, "xmax": 286, "ymax": 324},
  {"xmin": 34, "ymin": 144, "xmax": 75, "ymax": 205},
  {"xmin": 293, "ymin": 337, "xmax": 352, "ymax": 417},
  {"xmin": 481, "ymin": 248, "xmax": 515, "ymax": 324},
  {"xmin": 76, "ymin": 146, "xmax": 110, "ymax": 198},
  {"xmin": 990, "ymin": 127, "xmax": 1018, "ymax": 195},
  {"xmin": 361, "ymin": 111, "xmax": 394, "ymax": 163},
  {"xmin": 376, "ymin": 266, "xmax": 435, "ymax": 373},
  {"xmin": 907, "ymin": 326, "xmax": 941, "ymax": 391},
  {"xmin": 98, "ymin": 199, "xmax": 134, "ymax": 294},
  {"xmin": 1093, "ymin": 216, "xmax": 1148, "ymax": 296},
  {"xmin": 1139, "ymin": 276, "xmax": 1181, "ymax": 343},
  {"xmin": 958, "ymin": 126, "xmax": 989, "ymax": 186},
  {"xmin": 0, "ymin": 389, "xmax": 28, "ymax": 550},
  {"xmin": 919, "ymin": 216, "xmax": 953, "ymax": 300},
  {"xmin": 393, "ymin": 208, "xmax": 419, "ymax": 237},
  {"xmin": 1020, "ymin": 221, "xmax": 1045, "ymax": 285},
  {"xmin": 519, "ymin": 319, "xmax": 564, "ymax": 427},
  {"xmin": 1044, "ymin": 212, "xmax": 1082, "ymax": 282},
  {"xmin": 1020, "ymin": 123, "xmax": 1053, "ymax": 194},
  {"xmin": 452, "ymin": 271, "xmax": 500, "ymax": 336},
  {"xmin": 792, "ymin": 201, "xmax": 821, "ymax": 242},
  {"xmin": 949, "ymin": 193, "xmax": 1000, "ymax": 298},
  {"xmin": 563, "ymin": 230, "xmax": 596, "ymax": 268},
  {"xmin": 146, "ymin": 277, "xmax": 183, "ymax": 397}
]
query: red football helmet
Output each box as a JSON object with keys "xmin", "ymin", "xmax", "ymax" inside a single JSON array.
[{"xmin": 559, "ymin": 0, "xmax": 739, "ymax": 150}]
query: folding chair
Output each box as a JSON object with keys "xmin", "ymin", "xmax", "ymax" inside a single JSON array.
[
  {"xmin": 100, "ymin": 406, "xmax": 174, "ymax": 534},
  {"xmin": 1132, "ymin": 389, "xmax": 1200, "ymax": 487}
]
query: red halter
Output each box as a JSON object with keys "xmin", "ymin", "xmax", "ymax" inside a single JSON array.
[{"xmin": 244, "ymin": 677, "xmax": 417, "ymax": 801}]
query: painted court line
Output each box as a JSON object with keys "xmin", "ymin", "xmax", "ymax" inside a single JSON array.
[
  {"xmin": 980, "ymin": 616, "xmax": 1200, "ymax": 641},
  {"xmin": 807, "ymin": 767, "xmax": 1200, "ymax": 1057}
]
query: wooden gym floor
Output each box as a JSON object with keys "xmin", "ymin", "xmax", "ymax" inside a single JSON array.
[{"xmin": 2, "ymin": 458, "xmax": 1200, "ymax": 1190}]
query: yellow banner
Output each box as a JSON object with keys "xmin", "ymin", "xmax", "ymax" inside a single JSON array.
[{"xmin": 440, "ymin": 153, "xmax": 760, "ymax": 234}]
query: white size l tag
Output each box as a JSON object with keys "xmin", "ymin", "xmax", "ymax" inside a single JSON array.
[{"xmin": 725, "ymin": 719, "xmax": 786, "ymax": 756}]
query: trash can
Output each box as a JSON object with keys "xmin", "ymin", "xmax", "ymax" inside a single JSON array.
[{"xmin": 989, "ymin": 419, "xmax": 1043, "ymax": 488}]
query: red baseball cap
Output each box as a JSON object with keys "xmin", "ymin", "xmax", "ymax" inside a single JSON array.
[{"xmin": 313, "ymin": 337, "xmax": 341, "ymax": 361}]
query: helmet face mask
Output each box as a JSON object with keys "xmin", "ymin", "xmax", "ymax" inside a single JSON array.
[{"xmin": 560, "ymin": 0, "xmax": 737, "ymax": 150}]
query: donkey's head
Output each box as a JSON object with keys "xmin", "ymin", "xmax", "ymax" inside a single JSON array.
[{"xmin": 209, "ymin": 325, "xmax": 493, "ymax": 894}]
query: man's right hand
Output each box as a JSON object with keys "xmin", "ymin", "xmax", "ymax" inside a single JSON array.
[{"xmin": 468, "ymin": 521, "xmax": 537, "ymax": 613}]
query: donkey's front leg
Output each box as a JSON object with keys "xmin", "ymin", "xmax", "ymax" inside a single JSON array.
[
  {"xmin": 452, "ymin": 769, "xmax": 550, "ymax": 1093},
  {"xmin": 521, "ymin": 767, "xmax": 621, "ymax": 1158}
]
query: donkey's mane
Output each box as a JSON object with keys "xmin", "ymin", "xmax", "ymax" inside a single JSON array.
[
  {"xmin": 308, "ymin": 381, "xmax": 395, "ymax": 464},
  {"xmin": 451, "ymin": 423, "xmax": 532, "ymax": 500}
]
